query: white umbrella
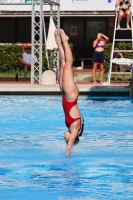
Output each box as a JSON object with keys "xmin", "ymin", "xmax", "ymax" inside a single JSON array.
[
  {"xmin": 46, "ymin": 17, "xmax": 58, "ymax": 51},
  {"xmin": 42, "ymin": 15, "xmax": 49, "ymax": 68}
]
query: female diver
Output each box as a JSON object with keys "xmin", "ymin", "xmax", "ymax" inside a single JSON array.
[{"xmin": 54, "ymin": 29, "xmax": 84, "ymax": 156}]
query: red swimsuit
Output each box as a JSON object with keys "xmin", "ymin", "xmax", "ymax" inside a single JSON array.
[{"xmin": 62, "ymin": 93, "xmax": 81, "ymax": 128}]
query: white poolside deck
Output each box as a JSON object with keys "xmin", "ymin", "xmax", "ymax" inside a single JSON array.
[{"xmin": 0, "ymin": 83, "xmax": 130, "ymax": 96}]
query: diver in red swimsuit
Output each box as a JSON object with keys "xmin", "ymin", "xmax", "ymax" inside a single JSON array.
[{"xmin": 54, "ymin": 29, "xmax": 84, "ymax": 156}]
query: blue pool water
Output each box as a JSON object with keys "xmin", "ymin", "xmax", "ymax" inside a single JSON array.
[{"xmin": 0, "ymin": 96, "xmax": 133, "ymax": 200}]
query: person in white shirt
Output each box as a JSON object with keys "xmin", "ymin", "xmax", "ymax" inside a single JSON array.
[{"xmin": 18, "ymin": 45, "xmax": 37, "ymax": 81}]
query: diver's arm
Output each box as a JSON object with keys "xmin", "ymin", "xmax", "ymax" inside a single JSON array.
[{"xmin": 66, "ymin": 128, "xmax": 79, "ymax": 156}]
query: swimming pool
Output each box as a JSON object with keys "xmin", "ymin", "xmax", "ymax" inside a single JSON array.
[{"xmin": 0, "ymin": 96, "xmax": 133, "ymax": 200}]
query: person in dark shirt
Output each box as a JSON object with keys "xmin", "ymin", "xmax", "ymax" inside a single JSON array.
[{"xmin": 112, "ymin": 44, "xmax": 124, "ymax": 80}]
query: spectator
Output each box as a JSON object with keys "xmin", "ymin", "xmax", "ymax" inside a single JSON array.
[
  {"xmin": 92, "ymin": 31, "xmax": 109, "ymax": 84},
  {"xmin": 115, "ymin": 0, "xmax": 131, "ymax": 29},
  {"xmin": 112, "ymin": 43, "xmax": 132, "ymax": 81},
  {"xmin": 72, "ymin": 48, "xmax": 81, "ymax": 60},
  {"xmin": 112, "ymin": 43, "xmax": 124, "ymax": 80},
  {"xmin": 18, "ymin": 45, "xmax": 37, "ymax": 81}
]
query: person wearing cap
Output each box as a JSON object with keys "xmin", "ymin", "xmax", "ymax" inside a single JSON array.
[
  {"xmin": 54, "ymin": 29, "xmax": 84, "ymax": 156},
  {"xmin": 18, "ymin": 45, "xmax": 37, "ymax": 81}
]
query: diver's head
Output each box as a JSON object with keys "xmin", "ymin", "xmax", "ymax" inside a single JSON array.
[
  {"xmin": 78, "ymin": 116, "xmax": 84, "ymax": 137},
  {"xmin": 64, "ymin": 116, "xmax": 84, "ymax": 145}
]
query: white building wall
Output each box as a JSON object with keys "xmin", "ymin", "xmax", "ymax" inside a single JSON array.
[{"xmin": 0, "ymin": 0, "xmax": 132, "ymax": 12}]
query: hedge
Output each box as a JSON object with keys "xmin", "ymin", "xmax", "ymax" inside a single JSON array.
[
  {"xmin": 0, "ymin": 43, "xmax": 74, "ymax": 72},
  {"xmin": 0, "ymin": 44, "xmax": 49, "ymax": 72},
  {"xmin": 2, "ymin": 42, "xmax": 131, "ymax": 72}
]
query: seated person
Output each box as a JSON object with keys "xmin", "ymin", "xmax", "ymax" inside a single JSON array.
[
  {"xmin": 119, "ymin": 63, "xmax": 132, "ymax": 74},
  {"xmin": 115, "ymin": 0, "xmax": 131, "ymax": 29},
  {"xmin": 112, "ymin": 43, "xmax": 124, "ymax": 81},
  {"xmin": 18, "ymin": 45, "xmax": 37, "ymax": 81},
  {"xmin": 112, "ymin": 43, "xmax": 132, "ymax": 81}
]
